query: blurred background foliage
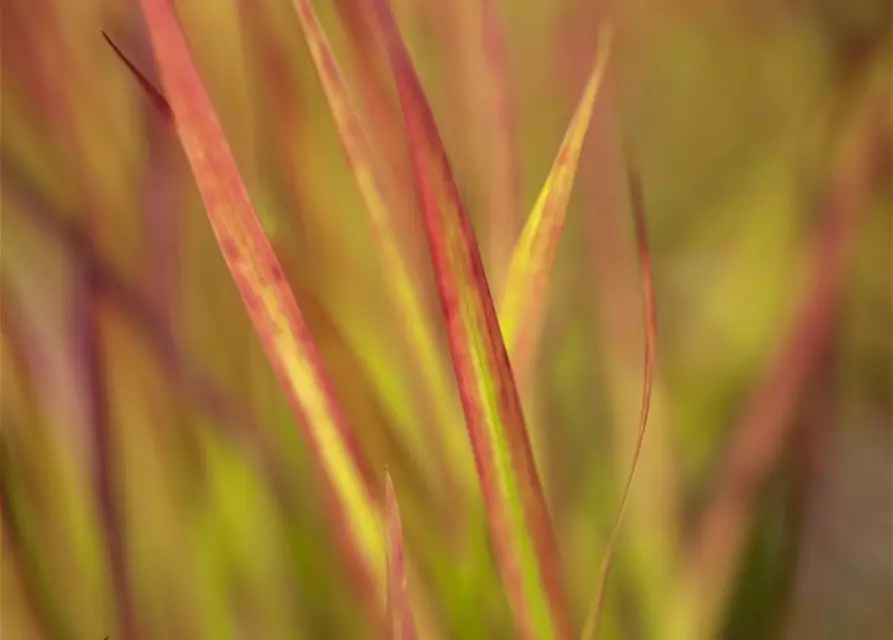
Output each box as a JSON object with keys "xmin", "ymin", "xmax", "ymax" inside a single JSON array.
[{"xmin": 1, "ymin": 0, "xmax": 890, "ymax": 638}]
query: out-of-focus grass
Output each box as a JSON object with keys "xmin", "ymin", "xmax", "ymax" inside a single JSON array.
[{"xmin": 1, "ymin": 0, "xmax": 890, "ymax": 638}]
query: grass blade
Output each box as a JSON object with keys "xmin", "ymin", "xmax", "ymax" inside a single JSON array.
[
  {"xmin": 136, "ymin": 0, "xmax": 386, "ymax": 617},
  {"xmin": 580, "ymin": 165, "xmax": 657, "ymax": 640},
  {"xmin": 385, "ymin": 472, "xmax": 417, "ymax": 640},
  {"xmin": 290, "ymin": 0, "xmax": 474, "ymax": 498},
  {"xmin": 499, "ymin": 26, "xmax": 612, "ymax": 387},
  {"xmin": 371, "ymin": 1, "xmax": 571, "ymax": 637},
  {"xmin": 101, "ymin": 31, "xmax": 172, "ymax": 122},
  {"xmin": 477, "ymin": 0, "xmax": 521, "ymax": 296}
]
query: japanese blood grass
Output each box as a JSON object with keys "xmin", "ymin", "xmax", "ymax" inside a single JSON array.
[
  {"xmin": 127, "ymin": 0, "xmax": 650, "ymax": 637},
  {"xmin": 138, "ymin": 0, "xmax": 388, "ymax": 628}
]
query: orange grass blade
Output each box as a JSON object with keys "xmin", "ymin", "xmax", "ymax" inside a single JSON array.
[
  {"xmin": 371, "ymin": 1, "xmax": 571, "ymax": 637},
  {"xmin": 290, "ymin": 0, "xmax": 474, "ymax": 495},
  {"xmin": 580, "ymin": 165, "xmax": 657, "ymax": 640},
  {"xmin": 385, "ymin": 472, "xmax": 417, "ymax": 640},
  {"xmin": 136, "ymin": 0, "xmax": 386, "ymax": 615},
  {"xmin": 499, "ymin": 26, "xmax": 612, "ymax": 386}
]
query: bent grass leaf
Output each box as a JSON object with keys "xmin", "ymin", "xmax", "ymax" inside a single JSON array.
[
  {"xmin": 370, "ymin": 1, "xmax": 572, "ymax": 637},
  {"xmin": 499, "ymin": 26, "xmax": 612, "ymax": 388},
  {"xmin": 580, "ymin": 166, "xmax": 657, "ymax": 640},
  {"xmin": 137, "ymin": 0, "xmax": 386, "ymax": 619},
  {"xmin": 290, "ymin": 0, "xmax": 474, "ymax": 498}
]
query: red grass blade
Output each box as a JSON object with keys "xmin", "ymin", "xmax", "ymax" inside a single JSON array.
[
  {"xmin": 136, "ymin": 0, "xmax": 386, "ymax": 620},
  {"xmin": 385, "ymin": 472, "xmax": 417, "ymax": 640},
  {"xmin": 580, "ymin": 165, "xmax": 657, "ymax": 640},
  {"xmin": 370, "ymin": 1, "xmax": 571, "ymax": 637}
]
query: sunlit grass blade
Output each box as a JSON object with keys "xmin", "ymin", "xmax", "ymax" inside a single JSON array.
[
  {"xmin": 136, "ymin": 0, "xmax": 386, "ymax": 619},
  {"xmin": 580, "ymin": 165, "xmax": 657, "ymax": 640},
  {"xmin": 385, "ymin": 472, "xmax": 417, "ymax": 640},
  {"xmin": 290, "ymin": 0, "xmax": 474, "ymax": 499},
  {"xmin": 499, "ymin": 26, "xmax": 612, "ymax": 387},
  {"xmin": 370, "ymin": 1, "xmax": 571, "ymax": 637}
]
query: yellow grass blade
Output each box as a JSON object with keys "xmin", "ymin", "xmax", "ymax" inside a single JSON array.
[{"xmin": 499, "ymin": 26, "xmax": 613, "ymax": 386}]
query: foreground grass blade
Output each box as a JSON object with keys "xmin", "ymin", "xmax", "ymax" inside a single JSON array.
[
  {"xmin": 580, "ymin": 166, "xmax": 657, "ymax": 640},
  {"xmin": 371, "ymin": 1, "xmax": 571, "ymax": 637},
  {"xmin": 290, "ymin": 0, "xmax": 474, "ymax": 497},
  {"xmin": 385, "ymin": 472, "xmax": 417, "ymax": 640},
  {"xmin": 499, "ymin": 27, "xmax": 612, "ymax": 386},
  {"xmin": 136, "ymin": 0, "xmax": 386, "ymax": 616}
]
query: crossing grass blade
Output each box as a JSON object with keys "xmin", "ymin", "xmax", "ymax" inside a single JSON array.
[
  {"xmin": 580, "ymin": 165, "xmax": 657, "ymax": 640},
  {"xmin": 136, "ymin": 0, "xmax": 387, "ymax": 621},
  {"xmin": 385, "ymin": 472, "xmax": 417, "ymax": 640},
  {"xmin": 290, "ymin": 0, "xmax": 474, "ymax": 498},
  {"xmin": 499, "ymin": 26, "xmax": 612, "ymax": 387},
  {"xmin": 370, "ymin": 1, "xmax": 572, "ymax": 637}
]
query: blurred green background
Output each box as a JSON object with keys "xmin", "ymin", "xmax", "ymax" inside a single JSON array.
[{"xmin": 1, "ymin": 0, "xmax": 890, "ymax": 638}]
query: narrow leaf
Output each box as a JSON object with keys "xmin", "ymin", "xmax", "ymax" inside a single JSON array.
[
  {"xmin": 580, "ymin": 165, "xmax": 657, "ymax": 640},
  {"xmin": 499, "ymin": 26, "xmax": 612, "ymax": 387},
  {"xmin": 371, "ymin": 1, "xmax": 571, "ymax": 637},
  {"xmin": 385, "ymin": 472, "xmax": 417, "ymax": 640},
  {"xmin": 290, "ymin": 0, "xmax": 475, "ymax": 496},
  {"xmin": 101, "ymin": 30, "xmax": 172, "ymax": 121},
  {"xmin": 136, "ymin": 0, "xmax": 386, "ymax": 616}
]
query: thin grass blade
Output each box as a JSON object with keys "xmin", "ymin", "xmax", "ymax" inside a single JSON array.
[
  {"xmin": 101, "ymin": 31, "xmax": 172, "ymax": 122},
  {"xmin": 580, "ymin": 165, "xmax": 657, "ymax": 640},
  {"xmin": 499, "ymin": 26, "xmax": 612, "ymax": 387},
  {"xmin": 385, "ymin": 472, "xmax": 417, "ymax": 640},
  {"xmin": 370, "ymin": 1, "xmax": 571, "ymax": 637},
  {"xmin": 136, "ymin": 0, "xmax": 386, "ymax": 617}
]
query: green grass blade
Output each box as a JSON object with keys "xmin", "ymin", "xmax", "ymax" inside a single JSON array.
[
  {"xmin": 370, "ymin": 1, "xmax": 572, "ymax": 637},
  {"xmin": 136, "ymin": 0, "xmax": 386, "ymax": 619},
  {"xmin": 580, "ymin": 165, "xmax": 657, "ymax": 640},
  {"xmin": 499, "ymin": 26, "xmax": 612, "ymax": 387}
]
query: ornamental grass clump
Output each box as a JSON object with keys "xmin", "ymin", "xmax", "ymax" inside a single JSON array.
[{"xmin": 117, "ymin": 0, "xmax": 651, "ymax": 637}]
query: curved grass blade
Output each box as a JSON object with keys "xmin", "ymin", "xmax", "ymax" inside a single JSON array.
[
  {"xmin": 385, "ymin": 472, "xmax": 417, "ymax": 640},
  {"xmin": 370, "ymin": 1, "xmax": 571, "ymax": 637},
  {"xmin": 290, "ymin": 0, "xmax": 474, "ymax": 497},
  {"xmin": 499, "ymin": 26, "xmax": 612, "ymax": 387},
  {"xmin": 580, "ymin": 165, "xmax": 657, "ymax": 640},
  {"xmin": 136, "ymin": 0, "xmax": 386, "ymax": 619}
]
